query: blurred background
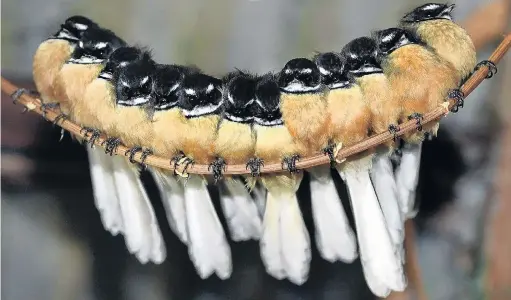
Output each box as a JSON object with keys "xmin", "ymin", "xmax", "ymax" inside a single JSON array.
[{"xmin": 1, "ymin": 0, "xmax": 510, "ymax": 299}]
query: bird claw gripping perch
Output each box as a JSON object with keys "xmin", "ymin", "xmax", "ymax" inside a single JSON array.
[
  {"xmin": 39, "ymin": 102, "xmax": 60, "ymax": 119},
  {"xmin": 53, "ymin": 113, "xmax": 69, "ymax": 125},
  {"xmin": 125, "ymin": 146, "xmax": 143, "ymax": 164},
  {"xmin": 448, "ymin": 89, "xmax": 465, "ymax": 113},
  {"xmin": 322, "ymin": 143, "xmax": 337, "ymax": 167},
  {"xmin": 80, "ymin": 127, "xmax": 101, "ymax": 148},
  {"xmin": 246, "ymin": 157, "xmax": 264, "ymax": 177},
  {"xmin": 102, "ymin": 137, "xmax": 121, "ymax": 155},
  {"xmin": 140, "ymin": 148, "xmax": 153, "ymax": 170},
  {"xmin": 11, "ymin": 88, "xmax": 38, "ymax": 113},
  {"xmin": 388, "ymin": 124, "xmax": 401, "ymax": 142},
  {"xmin": 281, "ymin": 154, "xmax": 301, "ymax": 174},
  {"xmin": 172, "ymin": 152, "xmax": 194, "ymax": 178},
  {"xmin": 475, "ymin": 60, "xmax": 497, "ymax": 79},
  {"xmin": 408, "ymin": 113, "xmax": 424, "ymax": 131},
  {"xmin": 208, "ymin": 157, "xmax": 227, "ymax": 182}
]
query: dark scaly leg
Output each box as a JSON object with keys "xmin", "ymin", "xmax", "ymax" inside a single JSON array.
[
  {"xmin": 208, "ymin": 157, "xmax": 227, "ymax": 182},
  {"xmin": 322, "ymin": 142, "xmax": 336, "ymax": 167},
  {"xmin": 53, "ymin": 113, "xmax": 69, "ymax": 125},
  {"xmin": 246, "ymin": 157, "xmax": 264, "ymax": 177},
  {"xmin": 388, "ymin": 124, "xmax": 401, "ymax": 142},
  {"xmin": 139, "ymin": 148, "xmax": 153, "ymax": 170},
  {"xmin": 448, "ymin": 89, "xmax": 465, "ymax": 113},
  {"xmin": 474, "ymin": 60, "xmax": 497, "ymax": 79},
  {"xmin": 125, "ymin": 146, "xmax": 143, "ymax": 164},
  {"xmin": 80, "ymin": 127, "xmax": 101, "ymax": 148},
  {"xmin": 102, "ymin": 137, "xmax": 121, "ymax": 156},
  {"xmin": 171, "ymin": 152, "xmax": 186, "ymax": 172},
  {"xmin": 40, "ymin": 102, "xmax": 60, "ymax": 119},
  {"xmin": 282, "ymin": 154, "xmax": 301, "ymax": 174},
  {"xmin": 407, "ymin": 113, "xmax": 424, "ymax": 132},
  {"xmin": 10, "ymin": 88, "xmax": 38, "ymax": 104}
]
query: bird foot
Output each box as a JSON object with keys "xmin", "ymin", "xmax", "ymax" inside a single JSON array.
[
  {"xmin": 246, "ymin": 157, "xmax": 264, "ymax": 177},
  {"xmin": 139, "ymin": 148, "xmax": 153, "ymax": 170},
  {"xmin": 40, "ymin": 102, "xmax": 60, "ymax": 119},
  {"xmin": 407, "ymin": 113, "xmax": 424, "ymax": 131},
  {"xmin": 388, "ymin": 124, "xmax": 401, "ymax": 142},
  {"xmin": 173, "ymin": 154, "xmax": 194, "ymax": 178},
  {"xmin": 282, "ymin": 154, "xmax": 300, "ymax": 173},
  {"xmin": 80, "ymin": 127, "xmax": 101, "ymax": 148},
  {"xmin": 53, "ymin": 113, "xmax": 69, "ymax": 125},
  {"xmin": 102, "ymin": 137, "xmax": 121, "ymax": 155},
  {"xmin": 208, "ymin": 157, "xmax": 226, "ymax": 182},
  {"xmin": 475, "ymin": 60, "xmax": 497, "ymax": 79},
  {"xmin": 322, "ymin": 143, "xmax": 336, "ymax": 167},
  {"xmin": 125, "ymin": 146, "xmax": 143, "ymax": 164},
  {"xmin": 10, "ymin": 88, "xmax": 38, "ymax": 104},
  {"xmin": 448, "ymin": 89, "xmax": 465, "ymax": 113}
]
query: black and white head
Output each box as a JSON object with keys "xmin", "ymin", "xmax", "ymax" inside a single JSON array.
[
  {"xmin": 222, "ymin": 72, "xmax": 257, "ymax": 124},
  {"xmin": 278, "ymin": 58, "xmax": 322, "ymax": 93},
  {"xmin": 253, "ymin": 73, "xmax": 283, "ymax": 126},
  {"xmin": 68, "ymin": 27, "xmax": 126, "ymax": 64},
  {"xmin": 114, "ymin": 59, "xmax": 156, "ymax": 107},
  {"xmin": 52, "ymin": 15, "xmax": 99, "ymax": 42},
  {"xmin": 313, "ymin": 52, "xmax": 352, "ymax": 89},
  {"xmin": 177, "ymin": 73, "xmax": 223, "ymax": 118},
  {"xmin": 401, "ymin": 3, "xmax": 455, "ymax": 23},
  {"xmin": 373, "ymin": 28, "xmax": 422, "ymax": 60},
  {"xmin": 99, "ymin": 46, "xmax": 153, "ymax": 81},
  {"xmin": 152, "ymin": 64, "xmax": 197, "ymax": 111},
  {"xmin": 341, "ymin": 37, "xmax": 383, "ymax": 77}
]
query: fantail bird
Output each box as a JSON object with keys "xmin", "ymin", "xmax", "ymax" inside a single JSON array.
[
  {"xmin": 99, "ymin": 56, "xmax": 166, "ymax": 264},
  {"xmin": 214, "ymin": 71, "xmax": 262, "ymax": 242},
  {"xmin": 341, "ymin": 36, "xmax": 405, "ymax": 253},
  {"xmin": 252, "ymin": 73, "xmax": 310, "ymax": 285},
  {"xmin": 340, "ymin": 37, "xmax": 406, "ymax": 297},
  {"xmin": 79, "ymin": 46, "xmax": 156, "ymax": 246},
  {"xmin": 397, "ymin": 3, "xmax": 480, "ymax": 218},
  {"xmin": 32, "ymin": 16, "xmax": 98, "ymax": 114},
  {"xmin": 401, "ymin": 3, "xmax": 478, "ymax": 87},
  {"xmin": 147, "ymin": 64, "xmax": 198, "ymax": 247},
  {"xmin": 173, "ymin": 72, "xmax": 232, "ymax": 280},
  {"xmin": 279, "ymin": 57, "xmax": 356, "ymax": 264},
  {"xmin": 373, "ymin": 27, "xmax": 458, "ymax": 220}
]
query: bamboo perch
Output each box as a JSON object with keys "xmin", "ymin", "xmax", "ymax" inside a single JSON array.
[{"xmin": 2, "ymin": 33, "xmax": 510, "ymax": 175}]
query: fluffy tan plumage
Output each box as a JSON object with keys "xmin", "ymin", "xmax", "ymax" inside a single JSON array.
[{"xmin": 32, "ymin": 40, "xmax": 74, "ymax": 108}]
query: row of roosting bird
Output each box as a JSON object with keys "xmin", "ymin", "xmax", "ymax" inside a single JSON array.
[{"xmin": 26, "ymin": 2, "xmax": 493, "ymax": 298}]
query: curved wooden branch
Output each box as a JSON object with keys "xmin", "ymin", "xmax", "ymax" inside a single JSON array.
[{"xmin": 3, "ymin": 33, "xmax": 511, "ymax": 175}]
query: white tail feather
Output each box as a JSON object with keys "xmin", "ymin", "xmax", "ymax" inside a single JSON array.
[
  {"xmin": 220, "ymin": 178, "xmax": 262, "ymax": 241},
  {"xmin": 280, "ymin": 192, "xmax": 311, "ymax": 285},
  {"xmin": 370, "ymin": 154, "xmax": 405, "ymax": 253},
  {"xmin": 111, "ymin": 156, "xmax": 166, "ymax": 264},
  {"xmin": 395, "ymin": 143, "xmax": 422, "ymax": 219},
  {"xmin": 251, "ymin": 181, "xmax": 267, "ymax": 217},
  {"xmin": 340, "ymin": 163, "xmax": 406, "ymax": 296},
  {"xmin": 87, "ymin": 147, "xmax": 123, "ymax": 235},
  {"xmin": 184, "ymin": 175, "xmax": 232, "ymax": 280},
  {"xmin": 260, "ymin": 191, "xmax": 285, "ymax": 280},
  {"xmin": 308, "ymin": 166, "xmax": 358, "ymax": 263},
  {"xmin": 149, "ymin": 168, "xmax": 188, "ymax": 244}
]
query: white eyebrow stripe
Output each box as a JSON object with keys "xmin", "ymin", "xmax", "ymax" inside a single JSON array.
[
  {"xmin": 423, "ymin": 4, "xmax": 440, "ymax": 10},
  {"xmin": 319, "ymin": 67, "xmax": 331, "ymax": 75},
  {"xmin": 381, "ymin": 32, "xmax": 395, "ymax": 43},
  {"xmin": 74, "ymin": 23, "xmax": 88, "ymax": 30},
  {"xmin": 206, "ymin": 83, "xmax": 215, "ymax": 93},
  {"xmin": 300, "ymin": 68, "xmax": 312, "ymax": 74},
  {"xmin": 122, "ymin": 80, "xmax": 130, "ymax": 88},
  {"xmin": 95, "ymin": 42, "xmax": 108, "ymax": 49},
  {"xmin": 169, "ymin": 82, "xmax": 180, "ymax": 92},
  {"xmin": 227, "ymin": 93, "xmax": 235, "ymax": 103},
  {"xmin": 284, "ymin": 68, "xmax": 292, "ymax": 74},
  {"xmin": 141, "ymin": 76, "xmax": 149, "ymax": 85},
  {"xmin": 79, "ymin": 41, "xmax": 84, "ymax": 48},
  {"xmin": 184, "ymin": 88, "xmax": 196, "ymax": 95},
  {"xmin": 349, "ymin": 52, "xmax": 358, "ymax": 59}
]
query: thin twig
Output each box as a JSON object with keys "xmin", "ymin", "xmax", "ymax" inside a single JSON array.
[{"xmin": 2, "ymin": 33, "xmax": 510, "ymax": 175}]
